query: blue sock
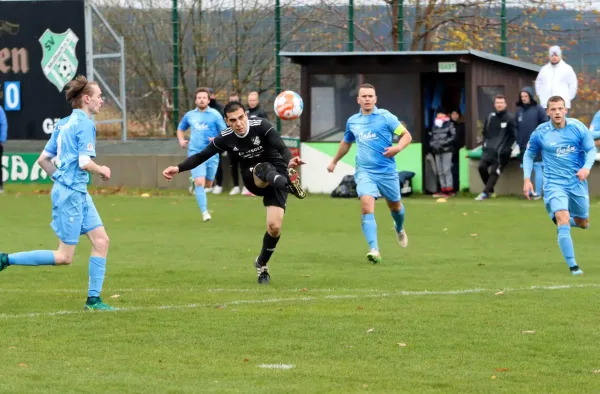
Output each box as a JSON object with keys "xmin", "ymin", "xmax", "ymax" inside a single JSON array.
[
  {"xmin": 391, "ymin": 205, "xmax": 405, "ymax": 233},
  {"xmin": 361, "ymin": 213, "xmax": 379, "ymax": 250},
  {"xmin": 533, "ymin": 162, "xmax": 543, "ymax": 195},
  {"xmin": 7, "ymin": 250, "xmax": 55, "ymax": 266},
  {"xmin": 557, "ymin": 224, "xmax": 577, "ymax": 268},
  {"xmin": 195, "ymin": 186, "xmax": 208, "ymax": 214},
  {"xmin": 88, "ymin": 256, "xmax": 107, "ymax": 298}
]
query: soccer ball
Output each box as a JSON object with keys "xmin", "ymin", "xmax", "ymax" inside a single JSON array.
[{"xmin": 274, "ymin": 90, "xmax": 303, "ymax": 120}]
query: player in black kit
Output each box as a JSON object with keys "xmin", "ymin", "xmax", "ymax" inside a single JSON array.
[{"xmin": 162, "ymin": 101, "xmax": 306, "ymax": 284}]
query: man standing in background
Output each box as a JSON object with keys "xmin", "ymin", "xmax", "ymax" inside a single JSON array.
[
  {"xmin": 535, "ymin": 46, "xmax": 578, "ymax": 110},
  {"xmin": 247, "ymin": 91, "xmax": 268, "ymax": 120},
  {"xmin": 516, "ymin": 87, "xmax": 548, "ymax": 199},
  {"xmin": 0, "ymin": 105, "xmax": 6, "ymax": 193}
]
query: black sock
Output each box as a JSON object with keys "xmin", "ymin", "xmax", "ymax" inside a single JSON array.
[
  {"xmin": 257, "ymin": 232, "xmax": 280, "ymax": 266},
  {"xmin": 255, "ymin": 163, "xmax": 288, "ymax": 191}
]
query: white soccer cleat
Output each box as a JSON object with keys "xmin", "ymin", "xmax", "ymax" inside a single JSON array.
[
  {"xmin": 202, "ymin": 211, "xmax": 212, "ymax": 222},
  {"xmin": 212, "ymin": 186, "xmax": 223, "ymax": 195},
  {"xmin": 396, "ymin": 228, "xmax": 408, "ymax": 248},
  {"xmin": 229, "ymin": 186, "xmax": 240, "ymax": 195},
  {"xmin": 366, "ymin": 248, "xmax": 381, "ymax": 264}
]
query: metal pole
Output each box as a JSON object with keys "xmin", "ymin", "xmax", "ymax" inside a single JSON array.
[
  {"xmin": 172, "ymin": 0, "xmax": 179, "ymax": 133},
  {"xmin": 119, "ymin": 36, "xmax": 127, "ymax": 141},
  {"xmin": 84, "ymin": 0, "xmax": 94, "ymax": 82},
  {"xmin": 398, "ymin": 0, "xmax": 404, "ymax": 51},
  {"xmin": 348, "ymin": 0, "xmax": 354, "ymax": 51},
  {"xmin": 275, "ymin": 0, "xmax": 281, "ymax": 132},
  {"xmin": 500, "ymin": 0, "xmax": 507, "ymax": 56}
]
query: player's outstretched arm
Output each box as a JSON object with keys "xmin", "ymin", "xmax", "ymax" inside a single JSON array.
[
  {"xmin": 163, "ymin": 141, "xmax": 222, "ymax": 181},
  {"xmin": 327, "ymin": 141, "xmax": 352, "ymax": 173}
]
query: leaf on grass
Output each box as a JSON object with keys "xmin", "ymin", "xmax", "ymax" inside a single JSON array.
[
  {"xmin": 344, "ymin": 344, "xmax": 353, "ymax": 348},
  {"xmin": 15, "ymin": 192, "xmax": 21, "ymax": 198},
  {"xmin": 363, "ymin": 384, "xmax": 369, "ymax": 388},
  {"xmin": 243, "ymin": 358, "xmax": 249, "ymax": 362},
  {"xmin": 357, "ymin": 306, "xmax": 364, "ymax": 310},
  {"xmin": 463, "ymin": 212, "xmax": 468, "ymax": 216},
  {"xmin": 495, "ymin": 291, "xmax": 505, "ymax": 296},
  {"xmin": 113, "ymin": 218, "xmax": 122, "ymax": 222},
  {"xmin": 300, "ymin": 288, "xmax": 308, "ymax": 292},
  {"xmin": 109, "ymin": 294, "xmax": 120, "ymax": 299},
  {"xmin": 521, "ymin": 330, "xmax": 536, "ymax": 334},
  {"xmin": 471, "ymin": 233, "xmax": 478, "ymax": 237},
  {"xmin": 436, "ymin": 198, "xmax": 447, "ymax": 203},
  {"xmin": 171, "ymin": 201, "xmax": 178, "ymax": 205},
  {"xmin": 593, "ymin": 369, "xmax": 600, "ymax": 374},
  {"xmin": 491, "ymin": 375, "xmax": 497, "ymax": 379},
  {"xmin": 215, "ymin": 305, "xmax": 226, "ymax": 309},
  {"xmin": 301, "ymin": 274, "xmax": 311, "ymax": 277},
  {"xmin": 18, "ymin": 363, "xmax": 27, "ymax": 367},
  {"xmin": 495, "ymin": 368, "xmax": 509, "ymax": 372},
  {"xmin": 443, "ymin": 228, "xmax": 448, "ymax": 232},
  {"xmin": 8, "ymin": 346, "xmax": 16, "ymax": 349},
  {"xmin": 366, "ymin": 328, "xmax": 375, "ymax": 334},
  {"xmin": 398, "ymin": 343, "xmax": 408, "ymax": 347},
  {"xmin": 140, "ymin": 193, "xmax": 151, "ymax": 198}
]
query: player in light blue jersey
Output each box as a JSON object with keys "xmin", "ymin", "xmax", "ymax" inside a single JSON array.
[
  {"xmin": 523, "ymin": 96, "xmax": 596, "ymax": 275},
  {"xmin": 589, "ymin": 110, "xmax": 600, "ymax": 140},
  {"xmin": 0, "ymin": 75, "xmax": 115, "ymax": 310},
  {"xmin": 177, "ymin": 87, "xmax": 227, "ymax": 221},
  {"xmin": 327, "ymin": 83, "xmax": 412, "ymax": 263}
]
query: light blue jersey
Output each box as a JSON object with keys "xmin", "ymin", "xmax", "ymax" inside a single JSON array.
[
  {"xmin": 590, "ymin": 110, "xmax": 600, "ymax": 139},
  {"xmin": 524, "ymin": 118, "xmax": 596, "ymax": 189},
  {"xmin": 44, "ymin": 109, "xmax": 96, "ymax": 193},
  {"xmin": 524, "ymin": 118, "xmax": 596, "ymax": 220},
  {"xmin": 343, "ymin": 106, "xmax": 404, "ymax": 174},
  {"xmin": 178, "ymin": 107, "xmax": 226, "ymax": 153}
]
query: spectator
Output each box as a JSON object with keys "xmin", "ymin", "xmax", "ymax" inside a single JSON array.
[
  {"xmin": 589, "ymin": 109, "xmax": 600, "ymax": 136},
  {"xmin": 229, "ymin": 92, "xmax": 241, "ymax": 103},
  {"xmin": 429, "ymin": 107, "xmax": 456, "ymax": 198},
  {"xmin": 0, "ymin": 105, "xmax": 6, "ymax": 193},
  {"xmin": 450, "ymin": 109, "xmax": 465, "ymax": 193},
  {"xmin": 246, "ymin": 91, "xmax": 268, "ymax": 120},
  {"xmin": 516, "ymin": 87, "xmax": 548, "ymax": 200},
  {"xmin": 535, "ymin": 46, "xmax": 578, "ymax": 110},
  {"xmin": 207, "ymin": 88, "xmax": 224, "ymax": 194},
  {"xmin": 475, "ymin": 95, "xmax": 516, "ymax": 201}
]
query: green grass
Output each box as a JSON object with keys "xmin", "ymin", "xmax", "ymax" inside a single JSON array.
[{"xmin": 1, "ymin": 185, "xmax": 600, "ymax": 393}]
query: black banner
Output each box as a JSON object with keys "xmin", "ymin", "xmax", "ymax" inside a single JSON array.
[{"xmin": 0, "ymin": 0, "xmax": 86, "ymax": 140}]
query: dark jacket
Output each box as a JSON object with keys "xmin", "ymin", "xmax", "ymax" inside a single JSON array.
[
  {"xmin": 482, "ymin": 109, "xmax": 516, "ymax": 162},
  {"xmin": 247, "ymin": 105, "xmax": 268, "ymax": 120},
  {"xmin": 515, "ymin": 87, "xmax": 547, "ymax": 161},
  {"xmin": 429, "ymin": 115, "xmax": 456, "ymax": 154},
  {"xmin": 209, "ymin": 99, "xmax": 224, "ymax": 117}
]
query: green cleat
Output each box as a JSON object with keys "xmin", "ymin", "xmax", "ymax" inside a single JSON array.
[
  {"xmin": 366, "ymin": 249, "xmax": 381, "ymax": 264},
  {"xmin": 84, "ymin": 297, "xmax": 117, "ymax": 311},
  {"xmin": 0, "ymin": 253, "xmax": 10, "ymax": 272}
]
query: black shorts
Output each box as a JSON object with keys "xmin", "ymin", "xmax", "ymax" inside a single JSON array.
[{"xmin": 241, "ymin": 164, "xmax": 288, "ymax": 210}]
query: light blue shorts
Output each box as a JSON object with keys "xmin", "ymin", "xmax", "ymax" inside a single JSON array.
[
  {"xmin": 50, "ymin": 182, "xmax": 103, "ymax": 245},
  {"xmin": 544, "ymin": 182, "xmax": 589, "ymax": 220},
  {"xmin": 190, "ymin": 153, "xmax": 219, "ymax": 181},
  {"xmin": 355, "ymin": 170, "xmax": 401, "ymax": 202}
]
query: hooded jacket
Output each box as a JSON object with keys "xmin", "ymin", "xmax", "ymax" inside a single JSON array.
[
  {"xmin": 515, "ymin": 87, "xmax": 548, "ymax": 156},
  {"xmin": 482, "ymin": 109, "xmax": 516, "ymax": 162},
  {"xmin": 428, "ymin": 114, "xmax": 456, "ymax": 154},
  {"xmin": 535, "ymin": 60, "xmax": 578, "ymax": 109}
]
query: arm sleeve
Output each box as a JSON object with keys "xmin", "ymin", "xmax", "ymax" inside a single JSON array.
[
  {"xmin": 76, "ymin": 122, "xmax": 96, "ymax": 158},
  {"xmin": 177, "ymin": 113, "xmax": 190, "ymax": 131},
  {"xmin": 265, "ymin": 125, "xmax": 292, "ymax": 163},
  {"xmin": 384, "ymin": 112, "xmax": 401, "ymax": 135},
  {"xmin": 0, "ymin": 108, "xmax": 7, "ymax": 142},
  {"xmin": 567, "ymin": 66, "xmax": 578, "ymax": 100},
  {"xmin": 343, "ymin": 120, "xmax": 355, "ymax": 143},
  {"xmin": 43, "ymin": 130, "xmax": 59, "ymax": 157},
  {"xmin": 176, "ymin": 140, "xmax": 223, "ymax": 173},
  {"xmin": 447, "ymin": 123, "xmax": 457, "ymax": 147},
  {"xmin": 580, "ymin": 126, "xmax": 596, "ymax": 170},
  {"xmin": 523, "ymin": 132, "xmax": 541, "ymax": 179}
]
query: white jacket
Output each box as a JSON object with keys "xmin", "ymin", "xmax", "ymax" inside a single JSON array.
[{"xmin": 535, "ymin": 60, "xmax": 578, "ymax": 108}]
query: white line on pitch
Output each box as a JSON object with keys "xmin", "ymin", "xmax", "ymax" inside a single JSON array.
[{"xmin": 0, "ymin": 283, "xmax": 598, "ymax": 320}]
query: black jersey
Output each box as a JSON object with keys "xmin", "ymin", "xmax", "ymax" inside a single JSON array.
[{"xmin": 176, "ymin": 118, "xmax": 292, "ymax": 173}]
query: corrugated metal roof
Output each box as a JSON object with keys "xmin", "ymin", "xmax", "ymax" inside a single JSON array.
[{"xmin": 279, "ymin": 49, "xmax": 541, "ymax": 72}]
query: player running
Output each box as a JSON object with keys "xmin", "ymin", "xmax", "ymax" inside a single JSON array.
[
  {"xmin": 163, "ymin": 101, "xmax": 306, "ymax": 284},
  {"xmin": 327, "ymin": 83, "xmax": 412, "ymax": 264},
  {"xmin": 0, "ymin": 75, "xmax": 115, "ymax": 311},
  {"xmin": 523, "ymin": 95, "xmax": 596, "ymax": 275},
  {"xmin": 177, "ymin": 87, "xmax": 227, "ymax": 221}
]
